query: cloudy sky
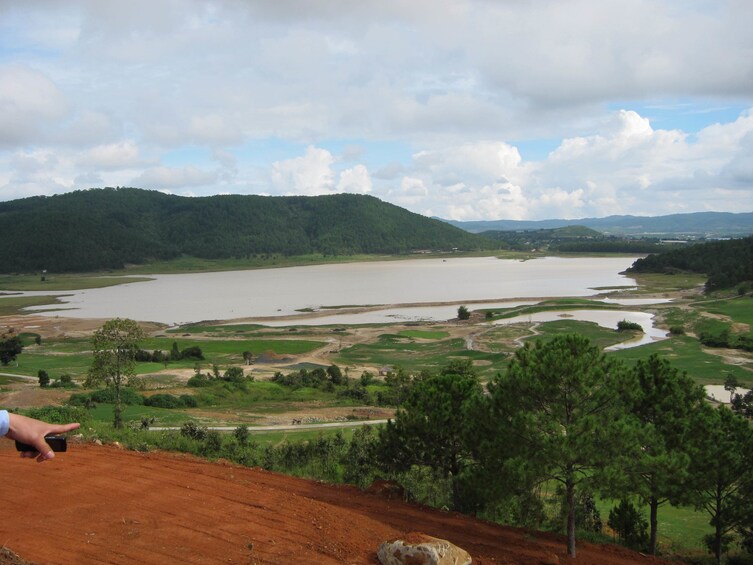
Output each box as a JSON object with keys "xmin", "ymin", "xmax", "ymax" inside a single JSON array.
[{"xmin": 1, "ymin": 1, "xmax": 752, "ymax": 220}]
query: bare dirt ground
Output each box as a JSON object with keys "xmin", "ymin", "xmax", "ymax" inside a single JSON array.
[
  {"xmin": 0, "ymin": 441, "xmax": 672, "ymax": 565},
  {"xmin": 0, "ymin": 314, "xmax": 163, "ymax": 339}
]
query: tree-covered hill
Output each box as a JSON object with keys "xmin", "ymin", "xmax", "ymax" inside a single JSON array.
[
  {"xmin": 0, "ymin": 188, "xmax": 498, "ymax": 273},
  {"xmin": 629, "ymin": 236, "xmax": 753, "ymax": 291}
]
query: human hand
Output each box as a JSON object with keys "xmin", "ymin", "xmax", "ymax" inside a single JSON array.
[{"xmin": 6, "ymin": 414, "xmax": 80, "ymax": 462}]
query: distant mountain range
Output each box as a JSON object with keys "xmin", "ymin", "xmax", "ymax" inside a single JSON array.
[
  {"xmin": 443, "ymin": 211, "xmax": 753, "ymax": 237},
  {"xmin": 0, "ymin": 188, "xmax": 497, "ymax": 273}
]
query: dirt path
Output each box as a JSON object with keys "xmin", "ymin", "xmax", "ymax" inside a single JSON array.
[{"xmin": 0, "ymin": 442, "xmax": 673, "ymax": 565}]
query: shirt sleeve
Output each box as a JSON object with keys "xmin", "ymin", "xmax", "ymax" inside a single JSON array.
[{"xmin": 0, "ymin": 410, "xmax": 9, "ymax": 437}]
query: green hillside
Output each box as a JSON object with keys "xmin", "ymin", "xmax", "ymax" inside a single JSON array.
[
  {"xmin": 629, "ymin": 235, "xmax": 753, "ymax": 291},
  {"xmin": 0, "ymin": 188, "xmax": 498, "ymax": 273}
]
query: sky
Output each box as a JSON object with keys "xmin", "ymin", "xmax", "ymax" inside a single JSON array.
[{"xmin": 1, "ymin": 1, "xmax": 752, "ymax": 221}]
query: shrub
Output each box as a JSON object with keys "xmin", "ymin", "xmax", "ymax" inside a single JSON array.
[
  {"xmin": 608, "ymin": 499, "xmax": 648, "ymax": 550},
  {"xmin": 669, "ymin": 325, "xmax": 685, "ymax": 335},
  {"xmin": 24, "ymin": 405, "xmax": 91, "ymax": 425},
  {"xmin": 179, "ymin": 394, "xmax": 198, "ymax": 408},
  {"xmin": 144, "ymin": 393, "xmax": 198, "ymax": 409},
  {"xmin": 38, "ymin": 369, "xmax": 50, "ymax": 388},
  {"xmin": 187, "ymin": 373, "xmax": 213, "ymax": 387},
  {"xmin": 360, "ymin": 371, "xmax": 375, "ymax": 386},
  {"xmin": 457, "ymin": 305, "xmax": 471, "ymax": 320},
  {"xmin": 234, "ymin": 425, "xmax": 249, "ymax": 445},
  {"xmin": 180, "ymin": 421, "xmax": 208, "ymax": 440},
  {"xmin": 223, "ymin": 366, "xmax": 244, "ymax": 382},
  {"xmin": 202, "ymin": 430, "xmax": 223, "ymax": 455},
  {"xmin": 704, "ymin": 533, "xmax": 735, "ymax": 561},
  {"xmin": 144, "ymin": 394, "xmax": 182, "ymax": 409},
  {"xmin": 617, "ymin": 320, "xmax": 643, "ymax": 332},
  {"xmin": 50, "ymin": 374, "xmax": 77, "ymax": 388},
  {"xmin": 70, "ymin": 387, "xmax": 144, "ymax": 406},
  {"xmin": 181, "ymin": 346, "xmax": 205, "ymax": 360},
  {"xmin": 337, "ymin": 385, "xmax": 372, "ymax": 403}
]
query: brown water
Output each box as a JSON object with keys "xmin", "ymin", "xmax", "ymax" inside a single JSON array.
[{"xmin": 20, "ymin": 255, "xmax": 641, "ymax": 325}]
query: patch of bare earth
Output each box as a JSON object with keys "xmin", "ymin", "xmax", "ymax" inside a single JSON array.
[{"xmin": 0, "ymin": 441, "xmax": 673, "ymax": 565}]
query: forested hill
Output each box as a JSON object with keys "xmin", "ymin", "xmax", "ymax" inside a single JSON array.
[
  {"xmin": 629, "ymin": 236, "xmax": 753, "ymax": 291},
  {"xmin": 0, "ymin": 188, "xmax": 497, "ymax": 273}
]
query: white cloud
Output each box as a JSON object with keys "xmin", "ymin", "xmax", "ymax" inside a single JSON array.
[
  {"xmin": 0, "ymin": 1, "xmax": 752, "ymax": 218},
  {"xmin": 188, "ymin": 114, "xmax": 242, "ymax": 145},
  {"xmin": 271, "ymin": 146, "xmax": 336, "ymax": 196},
  {"xmin": 270, "ymin": 146, "xmax": 374, "ymax": 196},
  {"xmin": 132, "ymin": 166, "xmax": 217, "ymax": 190},
  {"xmin": 337, "ymin": 164, "xmax": 372, "ymax": 194},
  {"xmin": 0, "ymin": 65, "xmax": 67, "ymax": 146},
  {"xmin": 374, "ymin": 107, "xmax": 753, "ymax": 220},
  {"xmin": 79, "ymin": 140, "xmax": 145, "ymax": 170}
]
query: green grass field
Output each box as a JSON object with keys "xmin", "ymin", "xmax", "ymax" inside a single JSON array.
[
  {"xmin": 610, "ymin": 334, "xmax": 753, "ymax": 386},
  {"xmin": 335, "ymin": 334, "xmax": 507, "ymax": 377},
  {"xmin": 397, "ymin": 329, "xmax": 450, "ymax": 340},
  {"xmin": 0, "ymin": 294, "xmax": 69, "ymax": 316},
  {"xmin": 0, "ymin": 274, "xmax": 153, "ymax": 292},
  {"xmin": 594, "ymin": 497, "xmax": 711, "ymax": 553},
  {"xmin": 141, "ymin": 337, "xmax": 325, "ymax": 356},
  {"xmin": 6, "ymin": 335, "xmax": 327, "ymax": 379},
  {"xmin": 529, "ymin": 319, "xmax": 636, "ymax": 349},
  {"xmin": 700, "ymin": 295, "xmax": 753, "ymax": 326}
]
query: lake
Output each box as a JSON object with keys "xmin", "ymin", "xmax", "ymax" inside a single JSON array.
[
  {"xmin": 493, "ymin": 308, "xmax": 669, "ymax": 350},
  {"xmin": 17, "ymin": 256, "xmax": 642, "ymax": 325}
]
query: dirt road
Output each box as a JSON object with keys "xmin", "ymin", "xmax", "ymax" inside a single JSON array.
[{"xmin": 0, "ymin": 441, "xmax": 672, "ymax": 565}]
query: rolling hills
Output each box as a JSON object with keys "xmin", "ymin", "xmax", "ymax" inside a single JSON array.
[
  {"xmin": 446, "ymin": 211, "xmax": 753, "ymax": 237},
  {"xmin": 0, "ymin": 188, "xmax": 497, "ymax": 273}
]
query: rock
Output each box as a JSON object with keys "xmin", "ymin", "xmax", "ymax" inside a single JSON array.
[
  {"xmin": 93, "ymin": 439, "xmax": 103, "ymax": 446},
  {"xmin": 540, "ymin": 553, "xmax": 559, "ymax": 565},
  {"xmin": 377, "ymin": 532, "xmax": 472, "ymax": 565},
  {"xmin": 0, "ymin": 546, "xmax": 30, "ymax": 565},
  {"xmin": 112, "ymin": 441, "xmax": 123, "ymax": 449}
]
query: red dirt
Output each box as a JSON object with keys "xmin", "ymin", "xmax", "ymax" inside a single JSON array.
[{"xmin": 0, "ymin": 441, "xmax": 672, "ymax": 565}]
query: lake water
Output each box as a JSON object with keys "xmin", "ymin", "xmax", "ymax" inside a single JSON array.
[
  {"xmin": 493, "ymin": 309, "xmax": 669, "ymax": 350},
  {"xmin": 15, "ymin": 256, "xmax": 643, "ymax": 325}
]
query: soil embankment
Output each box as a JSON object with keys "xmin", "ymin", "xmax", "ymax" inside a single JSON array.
[{"xmin": 0, "ymin": 442, "xmax": 671, "ymax": 565}]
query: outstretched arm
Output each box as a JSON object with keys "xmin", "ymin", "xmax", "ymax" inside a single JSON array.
[{"xmin": 1, "ymin": 410, "xmax": 80, "ymax": 462}]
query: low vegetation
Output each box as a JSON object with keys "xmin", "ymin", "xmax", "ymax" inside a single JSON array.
[{"xmin": 27, "ymin": 344, "xmax": 753, "ymax": 563}]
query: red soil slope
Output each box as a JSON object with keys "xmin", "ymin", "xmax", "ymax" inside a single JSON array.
[{"xmin": 0, "ymin": 442, "xmax": 671, "ymax": 565}]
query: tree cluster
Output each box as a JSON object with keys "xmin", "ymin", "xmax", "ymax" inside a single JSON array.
[
  {"xmin": 479, "ymin": 226, "xmax": 666, "ymax": 254},
  {"xmin": 187, "ymin": 365, "xmax": 252, "ymax": 387},
  {"xmin": 0, "ymin": 327, "xmax": 23, "ymax": 365},
  {"xmin": 136, "ymin": 342, "xmax": 205, "ymax": 364},
  {"xmin": 698, "ymin": 326, "xmax": 753, "ymax": 352},
  {"xmin": 376, "ymin": 337, "xmax": 753, "ymax": 561},
  {"xmin": 629, "ymin": 235, "xmax": 753, "ymax": 292}
]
